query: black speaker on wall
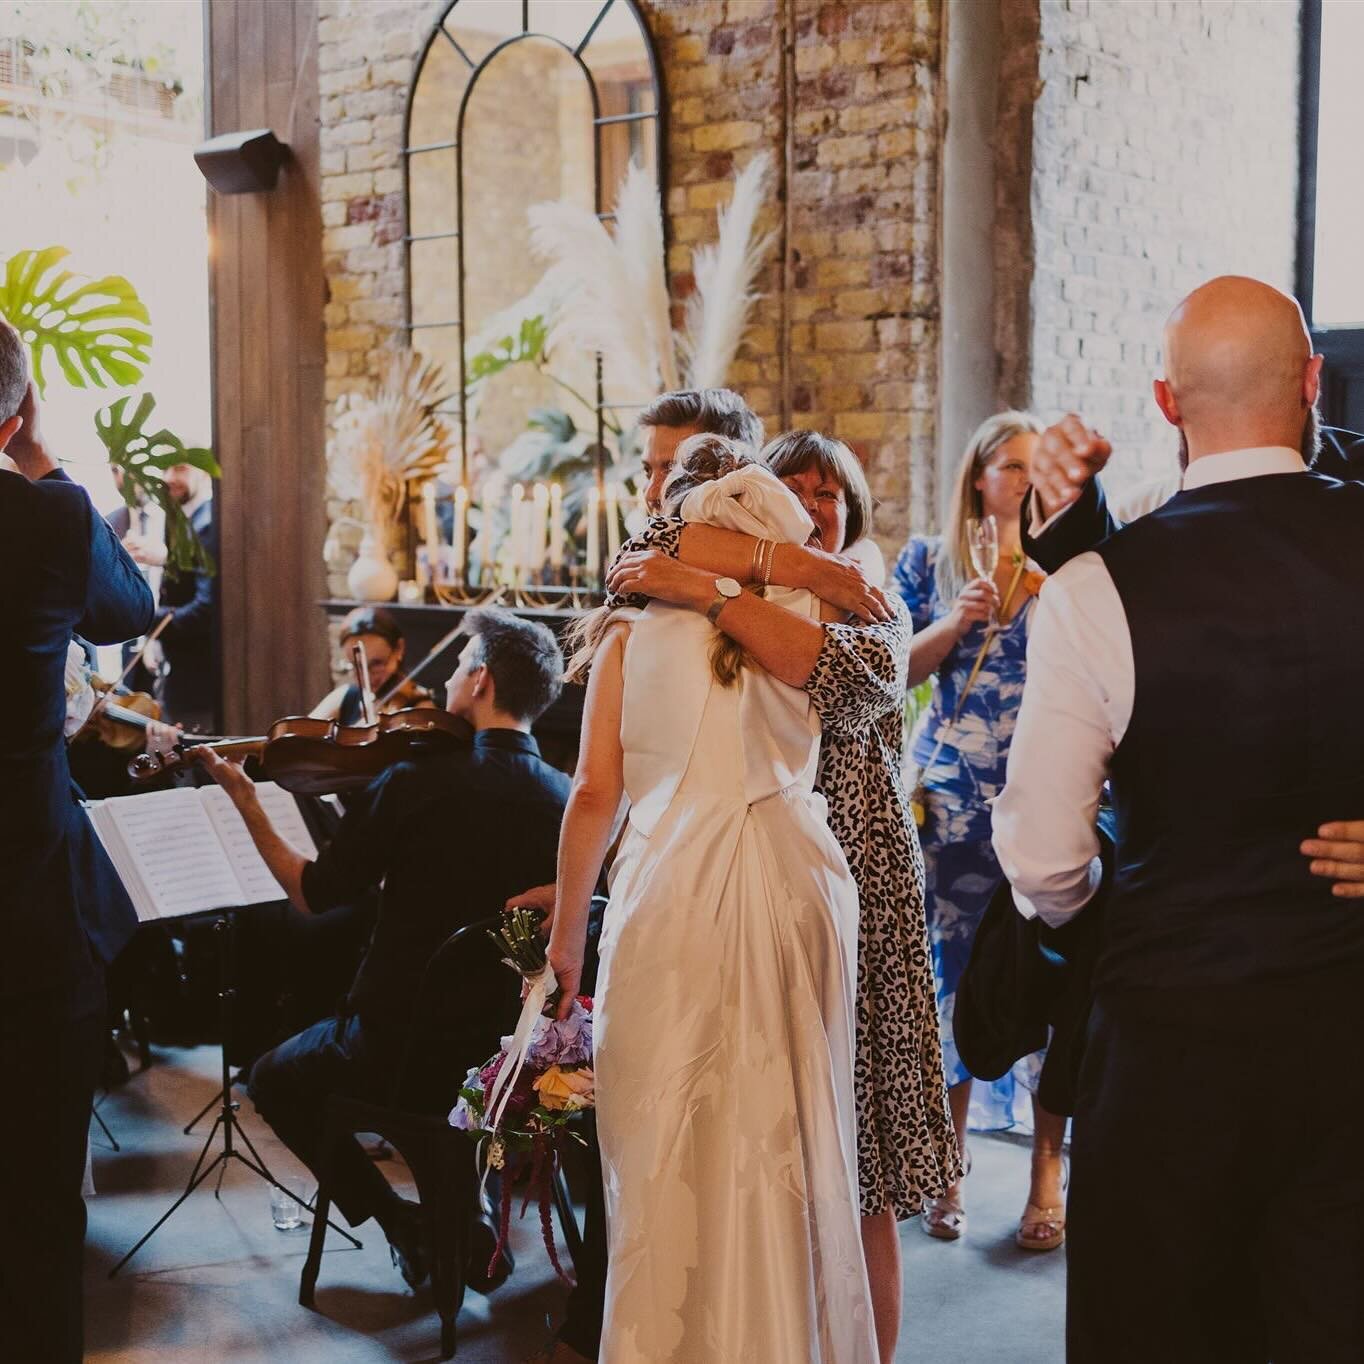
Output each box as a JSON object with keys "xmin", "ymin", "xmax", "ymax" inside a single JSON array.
[{"xmin": 193, "ymin": 129, "xmax": 288, "ymax": 194}]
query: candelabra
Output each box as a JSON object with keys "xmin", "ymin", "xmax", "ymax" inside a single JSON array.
[{"xmin": 415, "ymin": 475, "xmax": 623, "ymax": 614}]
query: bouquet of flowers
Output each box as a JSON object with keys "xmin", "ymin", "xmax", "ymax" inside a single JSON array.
[{"xmin": 448, "ymin": 907, "xmax": 594, "ymax": 1284}]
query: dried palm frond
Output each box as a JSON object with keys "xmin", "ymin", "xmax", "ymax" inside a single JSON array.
[
  {"xmin": 679, "ymin": 152, "xmax": 778, "ymax": 390},
  {"xmin": 328, "ymin": 349, "xmax": 455, "ymax": 533},
  {"xmin": 528, "ymin": 195, "xmax": 662, "ymax": 406},
  {"xmin": 613, "ymin": 160, "xmax": 679, "ymax": 393}
]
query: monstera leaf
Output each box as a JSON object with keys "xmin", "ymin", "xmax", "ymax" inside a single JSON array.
[
  {"xmin": 0, "ymin": 246, "xmax": 152, "ymax": 395},
  {"xmin": 95, "ymin": 393, "xmax": 220, "ymax": 576},
  {"xmin": 466, "ymin": 312, "xmax": 549, "ymax": 389}
]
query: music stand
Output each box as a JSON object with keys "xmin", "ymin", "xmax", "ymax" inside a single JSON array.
[{"xmin": 109, "ymin": 909, "xmax": 361, "ymax": 1276}]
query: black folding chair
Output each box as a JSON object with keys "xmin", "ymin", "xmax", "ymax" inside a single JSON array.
[{"xmin": 299, "ymin": 900, "xmax": 604, "ymax": 1359}]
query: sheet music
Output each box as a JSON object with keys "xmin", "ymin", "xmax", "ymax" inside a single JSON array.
[
  {"xmin": 101, "ymin": 788, "xmax": 245, "ymax": 920},
  {"xmin": 87, "ymin": 803, "xmax": 154, "ymax": 921},
  {"xmin": 199, "ymin": 782, "xmax": 317, "ymax": 903}
]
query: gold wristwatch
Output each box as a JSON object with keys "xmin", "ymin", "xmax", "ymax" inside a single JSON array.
[{"xmin": 706, "ymin": 576, "xmax": 743, "ymax": 624}]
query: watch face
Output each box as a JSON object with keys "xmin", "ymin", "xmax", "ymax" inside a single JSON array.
[{"xmin": 717, "ymin": 576, "xmax": 742, "ymax": 598}]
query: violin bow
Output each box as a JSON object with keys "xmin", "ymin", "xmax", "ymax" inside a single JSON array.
[
  {"xmin": 376, "ymin": 618, "xmax": 468, "ymax": 704},
  {"xmin": 67, "ymin": 610, "xmax": 175, "ymax": 746},
  {"xmin": 351, "ymin": 640, "xmax": 379, "ymax": 726}
]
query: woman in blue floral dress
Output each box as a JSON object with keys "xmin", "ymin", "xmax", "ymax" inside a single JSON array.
[{"xmin": 894, "ymin": 411, "xmax": 1069, "ymax": 1253}]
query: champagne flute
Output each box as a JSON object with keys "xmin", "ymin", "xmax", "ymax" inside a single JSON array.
[{"xmin": 966, "ymin": 515, "xmax": 999, "ymax": 631}]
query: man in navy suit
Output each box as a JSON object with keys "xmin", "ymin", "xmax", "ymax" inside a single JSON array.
[
  {"xmin": 0, "ymin": 318, "xmax": 154, "ymax": 1362},
  {"xmin": 122, "ymin": 461, "xmax": 218, "ymax": 733}
]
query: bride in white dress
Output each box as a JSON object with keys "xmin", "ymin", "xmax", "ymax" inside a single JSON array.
[{"xmin": 548, "ymin": 437, "xmax": 876, "ymax": 1363}]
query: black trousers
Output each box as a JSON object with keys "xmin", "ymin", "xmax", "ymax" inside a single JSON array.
[
  {"xmin": 248, "ymin": 1012, "xmax": 403, "ymax": 1227},
  {"xmin": 0, "ymin": 977, "xmax": 106, "ymax": 1364},
  {"xmin": 1068, "ymin": 993, "xmax": 1364, "ymax": 1363},
  {"xmin": 557, "ymin": 1117, "xmax": 608, "ymax": 1359}
]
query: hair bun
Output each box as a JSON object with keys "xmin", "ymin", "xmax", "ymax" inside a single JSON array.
[{"xmin": 676, "ymin": 432, "xmax": 753, "ymax": 480}]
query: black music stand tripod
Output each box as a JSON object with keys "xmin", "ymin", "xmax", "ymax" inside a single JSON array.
[{"xmin": 110, "ymin": 910, "xmax": 362, "ymax": 1276}]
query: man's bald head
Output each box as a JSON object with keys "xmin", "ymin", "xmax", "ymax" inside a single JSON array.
[{"xmin": 1155, "ymin": 276, "xmax": 1321, "ymax": 461}]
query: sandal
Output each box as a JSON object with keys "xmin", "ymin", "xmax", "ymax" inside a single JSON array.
[
  {"xmin": 921, "ymin": 1146, "xmax": 971, "ymax": 1241},
  {"xmin": 921, "ymin": 1189, "xmax": 966, "ymax": 1240},
  {"xmin": 1016, "ymin": 1154, "xmax": 1068, "ymax": 1252},
  {"xmin": 1015, "ymin": 1201, "xmax": 1066, "ymax": 1251}
]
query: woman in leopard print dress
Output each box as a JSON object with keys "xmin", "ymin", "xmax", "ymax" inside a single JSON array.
[{"xmin": 606, "ymin": 430, "xmax": 960, "ymax": 1363}]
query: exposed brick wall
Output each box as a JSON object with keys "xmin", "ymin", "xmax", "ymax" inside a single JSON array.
[
  {"xmin": 316, "ymin": 0, "xmax": 943, "ymax": 588},
  {"xmin": 1022, "ymin": 0, "xmax": 1300, "ymax": 493}
]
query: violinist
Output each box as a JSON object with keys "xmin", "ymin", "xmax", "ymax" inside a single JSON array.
[
  {"xmin": 193, "ymin": 608, "xmax": 570, "ymax": 1287},
  {"xmin": 311, "ymin": 606, "xmax": 436, "ymax": 724}
]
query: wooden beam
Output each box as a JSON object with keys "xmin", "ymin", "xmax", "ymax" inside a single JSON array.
[{"xmin": 207, "ymin": 0, "xmax": 327, "ymax": 733}]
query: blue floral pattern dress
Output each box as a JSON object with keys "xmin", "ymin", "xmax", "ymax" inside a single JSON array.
[{"xmin": 894, "ymin": 534, "xmax": 1043, "ymax": 1131}]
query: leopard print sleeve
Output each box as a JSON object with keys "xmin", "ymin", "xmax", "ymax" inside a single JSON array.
[
  {"xmin": 602, "ymin": 515, "xmax": 687, "ymax": 610},
  {"xmin": 804, "ymin": 595, "xmax": 911, "ymax": 736}
]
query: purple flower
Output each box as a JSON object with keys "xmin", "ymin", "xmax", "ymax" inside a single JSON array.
[
  {"xmin": 448, "ymin": 1066, "xmax": 484, "ymax": 1131},
  {"xmin": 525, "ymin": 1001, "xmax": 594, "ymax": 1068}
]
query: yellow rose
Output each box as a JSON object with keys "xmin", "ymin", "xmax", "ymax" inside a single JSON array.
[{"xmin": 534, "ymin": 1065, "xmax": 595, "ymax": 1113}]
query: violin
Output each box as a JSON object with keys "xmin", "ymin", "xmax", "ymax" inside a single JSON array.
[
  {"xmin": 127, "ymin": 706, "xmax": 473, "ymax": 794},
  {"xmin": 77, "ymin": 678, "xmax": 163, "ymax": 752},
  {"xmin": 129, "ymin": 639, "xmax": 470, "ymax": 794}
]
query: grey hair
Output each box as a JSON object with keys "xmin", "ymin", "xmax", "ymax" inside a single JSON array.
[{"xmin": 0, "ymin": 316, "xmax": 29, "ymax": 425}]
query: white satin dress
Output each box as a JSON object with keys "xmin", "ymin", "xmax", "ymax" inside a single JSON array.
[{"xmin": 594, "ymin": 468, "xmax": 875, "ymax": 1363}]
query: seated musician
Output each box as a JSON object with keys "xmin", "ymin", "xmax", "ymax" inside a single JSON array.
[
  {"xmin": 311, "ymin": 605, "xmax": 435, "ymax": 723},
  {"xmin": 141, "ymin": 604, "xmax": 436, "ymax": 763},
  {"xmin": 193, "ymin": 607, "xmax": 570, "ymax": 1284}
]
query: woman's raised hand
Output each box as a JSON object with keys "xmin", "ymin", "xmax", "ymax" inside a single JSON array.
[
  {"xmin": 950, "ymin": 578, "xmax": 1000, "ymax": 637},
  {"xmin": 803, "ymin": 547, "xmax": 893, "ymax": 623}
]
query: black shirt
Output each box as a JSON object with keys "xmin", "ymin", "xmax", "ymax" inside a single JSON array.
[{"xmin": 301, "ymin": 728, "xmax": 570, "ymax": 1043}]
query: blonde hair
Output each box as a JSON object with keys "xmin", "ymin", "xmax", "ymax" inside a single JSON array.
[
  {"xmin": 936, "ymin": 410, "xmax": 1043, "ymax": 603},
  {"xmin": 565, "ymin": 433, "xmax": 759, "ymax": 686}
]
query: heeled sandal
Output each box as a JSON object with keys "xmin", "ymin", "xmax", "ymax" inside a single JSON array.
[
  {"xmin": 1016, "ymin": 1155, "xmax": 1068, "ymax": 1252},
  {"xmin": 921, "ymin": 1147, "xmax": 971, "ymax": 1241}
]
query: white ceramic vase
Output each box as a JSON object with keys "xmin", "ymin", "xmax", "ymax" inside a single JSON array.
[{"xmin": 347, "ymin": 526, "xmax": 399, "ymax": 602}]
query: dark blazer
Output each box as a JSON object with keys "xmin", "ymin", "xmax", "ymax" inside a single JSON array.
[
  {"xmin": 0, "ymin": 468, "xmax": 154, "ymax": 1005},
  {"xmin": 156, "ymin": 497, "xmax": 217, "ymax": 727},
  {"xmin": 1023, "ymin": 425, "xmax": 1364, "ymax": 574},
  {"xmin": 956, "ymin": 810, "xmax": 1116, "ymax": 1117}
]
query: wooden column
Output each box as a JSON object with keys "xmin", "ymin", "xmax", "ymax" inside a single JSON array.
[{"xmin": 208, "ymin": 0, "xmax": 328, "ymax": 733}]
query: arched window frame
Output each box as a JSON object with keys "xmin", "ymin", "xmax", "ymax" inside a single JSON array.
[{"xmin": 400, "ymin": 0, "xmax": 667, "ymax": 575}]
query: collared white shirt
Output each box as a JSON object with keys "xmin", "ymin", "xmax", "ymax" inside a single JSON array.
[{"xmin": 992, "ymin": 445, "xmax": 1308, "ymax": 926}]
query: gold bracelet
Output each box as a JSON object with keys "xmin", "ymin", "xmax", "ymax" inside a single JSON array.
[
  {"xmin": 750, "ymin": 537, "xmax": 769, "ymax": 585},
  {"xmin": 760, "ymin": 537, "xmax": 777, "ymax": 587}
]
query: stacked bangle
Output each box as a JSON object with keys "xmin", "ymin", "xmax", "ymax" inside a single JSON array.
[{"xmin": 749, "ymin": 537, "xmax": 767, "ymax": 585}]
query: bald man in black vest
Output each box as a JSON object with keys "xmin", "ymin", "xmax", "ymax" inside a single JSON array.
[{"xmin": 996, "ymin": 278, "xmax": 1364, "ymax": 1361}]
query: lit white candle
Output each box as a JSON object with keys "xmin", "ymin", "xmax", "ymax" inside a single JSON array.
[
  {"xmin": 422, "ymin": 482, "xmax": 439, "ymax": 563},
  {"xmin": 509, "ymin": 483, "xmax": 526, "ymax": 575},
  {"xmin": 605, "ymin": 481, "xmax": 621, "ymax": 561},
  {"xmin": 549, "ymin": 483, "xmax": 564, "ymax": 570},
  {"xmin": 453, "ymin": 485, "xmax": 469, "ymax": 582},
  {"xmin": 586, "ymin": 485, "xmax": 601, "ymax": 582},
  {"xmin": 530, "ymin": 482, "xmax": 549, "ymax": 578}
]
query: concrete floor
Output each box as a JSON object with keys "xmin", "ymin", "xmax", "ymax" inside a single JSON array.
[{"xmin": 85, "ymin": 1045, "xmax": 1065, "ymax": 1363}]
